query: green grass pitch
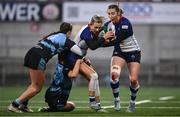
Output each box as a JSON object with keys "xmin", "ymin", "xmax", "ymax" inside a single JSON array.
[{"xmin": 0, "ymin": 86, "xmax": 180, "ymax": 116}]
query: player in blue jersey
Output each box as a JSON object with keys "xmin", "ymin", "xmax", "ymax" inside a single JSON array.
[
  {"xmin": 7, "ymin": 22, "xmax": 85, "ymax": 113},
  {"xmin": 102, "ymin": 4, "xmax": 141, "ymax": 112},
  {"xmin": 38, "ymin": 50, "xmax": 82, "ymax": 112},
  {"xmin": 56, "ymin": 15, "xmax": 114, "ymax": 111}
]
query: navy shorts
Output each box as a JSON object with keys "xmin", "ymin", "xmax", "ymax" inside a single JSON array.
[
  {"xmin": 24, "ymin": 47, "xmax": 46, "ymax": 71},
  {"xmin": 64, "ymin": 52, "xmax": 82, "ymax": 69},
  {"xmin": 112, "ymin": 50, "xmax": 141, "ymax": 63}
]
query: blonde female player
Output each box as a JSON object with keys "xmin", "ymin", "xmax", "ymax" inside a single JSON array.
[{"xmin": 57, "ymin": 15, "xmax": 114, "ymax": 111}]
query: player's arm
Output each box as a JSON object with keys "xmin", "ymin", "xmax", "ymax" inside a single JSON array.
[
  {"xmin": 85, "ymin": 37, "xmax": 104, "ymax": 50},
  {"xmin": 65, "ymin": 39, "xmax": 86, "ymax": 56},
  {"xmin": 85, "ymin": 32, "xmax": 114, "ymax": 50},
  {"xmin": 101, "ymin": 21, "xmax": 133, "ymax": 47},
  {"xmin": 68, "ymin": 59, "xmax": 82, "ymax": 78}
]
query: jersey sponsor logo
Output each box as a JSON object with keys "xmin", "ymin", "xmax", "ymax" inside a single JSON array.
[
  {"xmin": 122, "ymin": 25, "xmax": 128, "ymax": 29},
  {"xmin": 131, "ymin": 54, "xmax": 136, "ymax": 59}
]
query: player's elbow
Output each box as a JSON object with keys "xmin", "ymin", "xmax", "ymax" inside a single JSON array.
[
  {"xmin": 70, "ymin": 75, "xmax": 77, "ymax": 79},
  {"xmin": 88, "ymin": 46, "xmax": 98, "ymax": 50},
  {"xmin": 68, "ymin": 72, "xmax": 78, "ymax": 78}
]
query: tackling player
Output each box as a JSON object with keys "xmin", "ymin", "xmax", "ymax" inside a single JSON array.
[
  {"xmin": 38, "ymin": 50, "xmax": 82, "ymax": 112},
  {"xmin": 7, "ymin": 22, "xmax": 85, "ymax": 113}
]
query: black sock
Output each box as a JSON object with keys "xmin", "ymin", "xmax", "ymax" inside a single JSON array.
[{"xmin": 12, "ymin": 101, "xmax": 19, "ymax": 108}]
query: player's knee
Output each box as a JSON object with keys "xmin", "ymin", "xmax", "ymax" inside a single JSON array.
[
  {"xmin": 111, "ymin": 65, "xmax": 121, "ymax": 83},
  {"xmin": 90, "ymin": 72, "xmax": 98, "ymax": 80},
  {"xmin": 129, "ymin": 76, "xmax": 139, "ymax": 86},
  {"xmin": 111, "ymin": 72, "xmax": 119, "ymax": 82},
  {"xmin": 64, "ymin": 101, "xmax": 75, "ymax": 112}
]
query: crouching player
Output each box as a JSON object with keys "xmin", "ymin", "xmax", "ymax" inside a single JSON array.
[{"xmin": 39, "ymin": 51, "xmax": 82, "ymax": 112}]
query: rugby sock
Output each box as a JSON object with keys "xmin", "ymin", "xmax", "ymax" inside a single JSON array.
[
  {"xmin": 89, "ymin": 96, "xmax": 96, "ymax": 104},
  {"xmin": 89, "ymin": 73, "xmax": 98, "ymax": 105},
  {"xmin": 95, "ymin": 81, "xmax": 101, "ymax": 107},
  {"xmin": 129, "ymin": 85, "xmax": 139, "ymax": 103},
  {"xmin": 12, "ymin": 99, "xmax": 21, "ymax": 108},
  {"xmin": 89, "ymin": 73, "xmax": 98, "ymax": 92},
  {"xmin": 95, "ymin": 79, "xmax": 100, "ymax": 100},
  {"xmin": 110, "ymin": 81, "xmax": 120, "ymax": 99}
]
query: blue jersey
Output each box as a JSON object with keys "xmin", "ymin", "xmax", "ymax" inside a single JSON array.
[
  {"xmin": 48, "ymin": 48, "xmax": 79, "ymax": 94},
  {"xmin": 40, "ymin": 33, "xmax": 66, "ymax": 55},
  {"xmin": 48, "ymin": 63, "xmax": 72, "ymax": 96},
  {"xmin": 36, "ymin": 33, "xmax": 75, "ymax": 61},
  {"xmin": 45, "ymin": 49, "xmax": 75, "ymax": 110},
  {"xmin": 104, "ymin": 17, "xmax": 140, "ymax": 52}
]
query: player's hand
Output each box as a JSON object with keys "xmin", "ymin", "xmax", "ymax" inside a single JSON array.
[
  {"xmin": 82, "ymin": 57, "xmax": 91, "ymax": 66},
  {"xmin": 103, "ymin": 31, "xmax": 115, "ymax": 42}
]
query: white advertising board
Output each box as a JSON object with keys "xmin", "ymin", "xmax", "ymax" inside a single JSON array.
[{"xmin": 63, "ymin": 2, "xmax": 180, "ymax": 24}]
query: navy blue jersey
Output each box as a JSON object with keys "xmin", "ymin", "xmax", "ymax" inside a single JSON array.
[
  {"xmin": 104, "ymin": 17, "xmax": 133, "ymax": 42},
  {"xmin": 58, "ymin": 50, "xmax": 82, "ymax": 70},
  {"xmin": 66, "ymin": 25, "xmax": 104, "ymax": 67},
  {"xmin": 74, "ymin": 25, "xmax": 93, "ymax": 52},
  {"xmin": 74, "ymin": 25, "xmax": 104, "ymax": 51},
  {"xmin": 103, "ymin": 17, "xmax": 140, "ymax": 52}
]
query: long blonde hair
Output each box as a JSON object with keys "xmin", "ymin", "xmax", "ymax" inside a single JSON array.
[{"xmin": 89, "ymin": 14, "xmax": 104, "ymax": 25}]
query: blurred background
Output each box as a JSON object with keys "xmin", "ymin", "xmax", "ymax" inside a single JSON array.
[{"xmin": 0, "ymin": 0, "xmax": 180, "ymax": 87}]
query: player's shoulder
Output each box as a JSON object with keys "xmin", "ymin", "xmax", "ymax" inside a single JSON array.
[
  {"xmin": 49, "ymin": 33, "xmax": 66, "ymax": 41},
  {"xmin": 81, "ymin": 25, "xmax": 91, "ymax": 34},
  {"xmin": 79, "ymin": 25, "xmax": 91, "ymax": 38},
  {"xmin": 121, "ymin": 16, "xmax": 132, "ymax": 24},
  {"xmin": 104, "ymin": 21, "xmax": 111, "ymax": 26}
]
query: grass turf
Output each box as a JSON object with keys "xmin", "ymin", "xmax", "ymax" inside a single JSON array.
[{"xmin": 0, "ymin": 86, "xmax": 180, "ymax": 116}]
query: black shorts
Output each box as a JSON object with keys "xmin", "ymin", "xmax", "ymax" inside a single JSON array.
[
  {"xmin": 24, "ymin": 47, "xmax": 46, "ymax": 71},
  {"xmin": 45, "ymin": 88, "xmax": 69, "ymax": 111},
  {"xmin": 112, "ymin": 50, "xmax": 141, "ymax": 63}
]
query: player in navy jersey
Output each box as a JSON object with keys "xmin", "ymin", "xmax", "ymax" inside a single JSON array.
[
  {"xmin": 38, "ymin": 50, "xmax": 82, "ymax": 112},
  {"xmin": 8, "ymin": 22, "xmax": 85, "ymax": 113},
  {"xmin": 54, "ymin": 15, "xmax": 114, "ymax": 111},
  {"xmin": 102, "ymin": 4, "xmax": 141, "ymax": 112}
]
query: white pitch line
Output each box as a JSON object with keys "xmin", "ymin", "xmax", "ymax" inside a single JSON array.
[
  {"xmin": 102, "ymin": 100, "xmax": 151, "ymax": 109},
  {"xmin": 136, "ymin": 100, "xmax": 151, "ymax": 105},
  {"xmin": 159, "ymin": 96, "xmax": 174, "ymax": 101},
  {"xmin": 102, "ymin": 105, "xmax": 114, "ymax": 109},
  {"xmin": 1, "ymin": 106, "xmax": 180, "ymax": 109},
  {"xmin": 77, "ymin": 106, "xmax": 180, "ymax": 109}
]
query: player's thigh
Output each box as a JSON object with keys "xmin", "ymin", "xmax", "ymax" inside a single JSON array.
[
  {"xmin": 127, "ymin": 62, "xmax": 140, "ymax": 80},
  {"xmin": 111, "ymin": 56, "xmax": 126, "ymax": 67}
]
